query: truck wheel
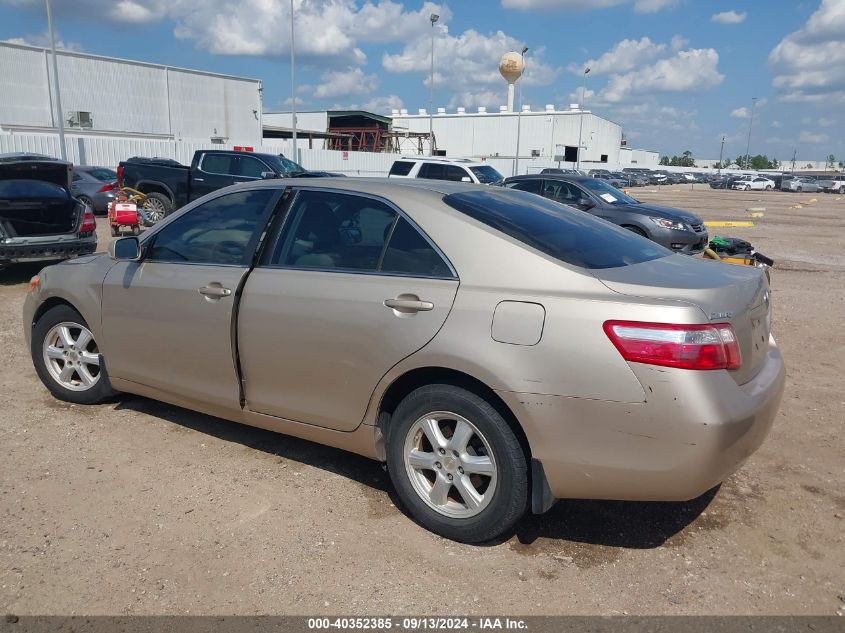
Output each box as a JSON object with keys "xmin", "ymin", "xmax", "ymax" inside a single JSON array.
[
  {"xmin": 31, "ymin": 305, "xmax": 117, "ymax": 405},
  {"xmin": 143, "ymin": 193, "xmax": 172, "ymax": 224}
]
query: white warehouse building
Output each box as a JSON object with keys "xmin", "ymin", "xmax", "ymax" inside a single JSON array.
[{"xmin": 0, "ymin": 41, "xmax": 263, "ymax": 155}]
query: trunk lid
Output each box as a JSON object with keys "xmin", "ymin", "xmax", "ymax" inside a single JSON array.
[
  {"xmin": 594, "ymin": 254, "xmax": 771, "ymax": 385},
  {"xmin": 0, "ymin": 159, "xmax": 80, "ymax": 238}
]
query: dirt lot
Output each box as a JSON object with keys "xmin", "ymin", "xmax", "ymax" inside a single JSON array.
[{"xmin": 1, "ymin": 187, "xmax": 844, "ymax": 616}]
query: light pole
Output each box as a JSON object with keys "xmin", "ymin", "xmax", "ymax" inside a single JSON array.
[
  {"xmin": 429, "ymin": 13, "xmax": 439, "ymax": 156},
  {"xmin": 576, "ymin": 67, "xmax": 590, "ymax": 171},
  {"xmin": 744, "ymin": 96, "xmax": 757, "ymax": 170},
  {"xmin": 718, "ymin": 135, "xmax": 725, "ymax": 175},
  {"xmin": 45, "ymin": 0, "xmax": 66, "ymax": 160},
  {"xmin": 290, "ymin": 0, "xmax": 297, "ymax": 160},
  {"xmin": 513, "ymin": 46, "xmax": 528, "ymax": 177}
]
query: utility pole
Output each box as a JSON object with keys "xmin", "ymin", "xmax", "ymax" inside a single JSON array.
[
  {"xmin": 45, "ymin": 0, "xmax": 66, "ymax": 160},
  {"xmin": 576, "ymin": 67, "xmax": 590, "ymax": 171},
  {"xmin": 513, "ymin": 46, "xmax": 528, "ymax": 177},
  {"xmin": 718, "ymin": 135, "xmax": 725, "ymax": 175},
  {"xmin": 290, "ymin": 0, "xmax": 297, "ymax": 161},
  {"xmin": 429, "ymin": 13, "xmax": 439, "ymax": 156},
  {"xmin": 791, "ymin": 149, "xmax": 797, "ymax": 173},
  {"xmin": 744, "ymin": 97, "xmax": 757, "ymax": 170}
]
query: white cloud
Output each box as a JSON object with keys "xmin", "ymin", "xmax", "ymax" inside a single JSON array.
[
  {"xmin": 771, "ymin": 120, "xmax": 782, "ymax": 128},
  {"xmin": 313, "ymin": 67, "xmax": 379, "ymax": 99},
  {"xmin": 4, "ymin": 31, "xmax": 83, "ymax": 51},
  {"xmin": 568, "ymin": 37, "xmax": 666, "ymax": 75},
  {"xmin": 731, "ymin": 107, "xmax": 750, "ymax": 119},
  {"xmin": 670, "ymin": 35, "xmax": 689, "ymax": 52},
  {"xmin": 600, "ymin": 48, "xmax": 724, "ymax": 102},
  {"xmin": 769, "ymin": 0, "xmax": 845, "ymax": 102},
  {"xmin": 799, "ymin": 130, "xmax": 828, "ymax": 144},
  {"xmin": 362, "ymin": 94, "xmax": 404, "ymax": 113},
  {"xmin": 711, "ymin": 10, "xmax": 747, "ymax": 25},
  {"xmin": 633, "ymin": 0, "xmax": 677, "ymax": 14}
]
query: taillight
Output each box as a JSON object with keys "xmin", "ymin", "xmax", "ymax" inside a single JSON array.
[
  {"xmin": 603, "ymin": 320, "xmax": 742, "ymax": 371},
  {"xmin": 116, "ymin": 165, "xmax": 123, "ymax": 187},
  {"xmin": 79, "ymin": 208, "xmax": 96, "ymax": 234},
  {"xmin": 97, "ymin": 181, "xmax": 117, "ymax": 193}
]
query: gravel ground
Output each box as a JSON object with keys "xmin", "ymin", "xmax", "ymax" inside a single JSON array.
[{"xmin": 1, "ymin": 187, "xmax": 843, "ymax": 615}]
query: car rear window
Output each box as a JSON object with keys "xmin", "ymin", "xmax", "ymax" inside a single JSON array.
[
  {"xmin": 442, "ymin": 188, "xmax": 669, "ymax": 270},
  {"xmin": 0, "ymin": 179, "xmax": 69, "ymax": 199},
  {"xmin": 86, "ymin": 168, "xmax": 117, "ymax": 181},
  {"xmin": 389, "ymin": 161, "xmax": 415, "ymax": 176}
]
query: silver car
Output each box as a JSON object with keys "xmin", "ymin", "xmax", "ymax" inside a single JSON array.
[
  {"xmin": 23, "ymin": 179, "xmax": 786, "ymax": 543},
  {"xmin": 785, "ymin": 177, "xmax": 822, "ymax": 193}
]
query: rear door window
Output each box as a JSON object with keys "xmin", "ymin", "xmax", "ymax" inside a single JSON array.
[
  {"xmin": 200, "ymin": 154, "xmax": 235, "ymax": 176},
  {"xmin": 505, "ymin": 179, "xmax": 541, "ymax": 194},
  {"xmin": 417, "ymin": 163, "xmax": 445, "ymax": 180},
  {"xmin": 389, "ymin": 161, "xmax": 415, "ymax": 176},
  {"xmin": 445, "ymin": 166, "xmax": 469, "ymax": 182},
  {"xmin": 382, "ymin": 217, "xmax": 452, "ymax": 278},
  {"xmin": 443, "ymin": 188, "xmax": 668, "ymax": 270}
]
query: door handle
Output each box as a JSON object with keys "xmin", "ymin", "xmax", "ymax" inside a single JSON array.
[
  {"xmin": 193, "ymin": 177, "xmax": 205, "ymax": 182},
  {"xmin": 384, "ymin": 297, "xmax": 434, "ymax": 312},
  {"xmin": 198, "ymin": 285, "xmax": 232, "ymax": 298}
]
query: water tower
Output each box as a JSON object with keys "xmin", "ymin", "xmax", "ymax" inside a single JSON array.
[{"xmin": 499, "ymin": 51, "xmax": 525, "ymax": 113}]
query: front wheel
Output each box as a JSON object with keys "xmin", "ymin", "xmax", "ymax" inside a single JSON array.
[
  {"xmin": 745, "ymin": 185, "xmax": 751, "ymax": 191},
  {"xmin": 765, "ymin": 185, "xmax": 772, "ymax": 190},
  {"xmin": 386, "ymin": 385, "xmax": 528, "ymax": 543},
  {"xmin": 31, "ymin": 305, "xmax": 116, "ymax": 405}
]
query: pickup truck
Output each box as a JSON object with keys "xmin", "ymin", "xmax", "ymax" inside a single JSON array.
[{"xmin": 118, "ymin": 150, "xmax": 339, "ymax": 220}]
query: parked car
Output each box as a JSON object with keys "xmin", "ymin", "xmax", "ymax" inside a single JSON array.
[
  {"xmin": 0, "ymin": 153, "xmax": 97, "ymax": 267},
  {"xmin": 540, "ymin": 168, "xmax": 579, "ymax": 175},
  {"xmin": 648, "ymin": 172, "xmax": 668, "ymax": 185},
  {"xmin": 388, "ymin": 157, "xmax": 504, "ymax": 185},
  {"xmin": 23, "ymin": 178, "xmax": 785, "ymax": 543},
  {"xmin": 814, "ymin": 174, "xmax": 844, "ymax": 193},
  {"xmin": 823, "ymin": 175, "xmax": 845, "ymax": 194},
  {"xmin": 590, "ymin": 172, "xmax": 627, "ymax": 189},
  {"xmin": 118, "ymin": 150, "xmax": 338, "ymax": 221},
  {"xmin": 71, "ymin": 165, "xmax": 118, "ymax": 215},
  {"xmin": 783, "ymin": 176, "xmax": 822, "ymax": 193},
  {"xmin": 732, "ymin": 176, "xmax": 775, "ymax": 191},
  {"xmin": 503, "ymin": 174, "xmax": 709, "ymax": 255}
]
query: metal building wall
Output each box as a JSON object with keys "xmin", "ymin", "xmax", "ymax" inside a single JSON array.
[{"xmin": 0, "ymin": 42, "xmax": 261, "ymax": 146}]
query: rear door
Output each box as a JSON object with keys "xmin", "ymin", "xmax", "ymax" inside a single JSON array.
[
  {"xmin": 101, "ymin": 188, "xmax": 280, "ymax": 410},
  {"xmin": 238, "ymin": 188, "xmax": 459, "ymax": 431},
  {"xmin": 191, "ymin": 153, "xmax": 237, "ymax": 200}
]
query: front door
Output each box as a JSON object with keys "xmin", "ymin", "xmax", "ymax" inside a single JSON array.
[
  {"xmin": 238, "ymin": 189, "xmax": 459, "ymax": 431},
  {"xmin": 101, "ymin": 188, "xmax": 279, "ymax": 410},
  {"xmin": 190, "ymin": 153, "xmax": 237, "ymax": 201}
]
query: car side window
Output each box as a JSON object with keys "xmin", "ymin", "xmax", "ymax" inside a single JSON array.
[
  {"xmin": 505, "ymin": 179, "xmax": 541, "ymax": 194},
  {"xmin": 382, "ymin": 217, "xmax": 452, "ymax": 277},
  {"xmin": 272, "ymin": 190, "xmax": 397, "ymax": 271},
  {"xmin": 200, "ymin": 154, "xmax": 235, "ymax": 176},
  {"xmin": 146, "ymin": 189, "xmax": 276, "ymax": 266},
  {"xmin": 417, "ymin": 163, "xmax": 444, "ymax": 180},
  {"xmin": 543, "ymin": 180, "xmax": 581, "ymax": 204},
  {"xmin": 235, "ymin": 155, "xmax": 267, "ymax": 178},
  {"xmin": 445, "ymin": 165, "xmax": 469, "ymax": 182},
  {"xmin": 389, "ymin": 161, "xmax": 415, "ymax": 176}
]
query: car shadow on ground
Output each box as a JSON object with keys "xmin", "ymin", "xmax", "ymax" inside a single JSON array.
[
  {"xmin": 0, "ymin": 262, "xmax": 48, "ymax": 286},
  {"xmin": 115, "ymin": 394, "xmax": 717, "ymax": 550}
]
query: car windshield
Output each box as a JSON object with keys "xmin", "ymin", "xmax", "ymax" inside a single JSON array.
[
  {"xmin": 86, "ymin": 168, "xmax": 117, "ymax": 181},
  {"xmin": 581, "ymin": 178, "xmax": 639, "ymax": 205},
  {"xmin": 265, "ymin": 155, "xmax": 306, "ymax": 174},
  {"xmin": 469, "ymin": 165, "xmax": 504, "ymax": 184},
  {"xmin": 442, "ymin": 188, "xmax": 668, "ymax": 270}
]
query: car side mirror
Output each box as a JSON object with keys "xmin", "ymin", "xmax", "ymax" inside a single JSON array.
[
  {"xmin": 579, "ymin": 198, "xmax": 596, "ymax": 209},
  {"xmin": 109, "ymin": 236, "xmax": 141, "ymax": 261},
  {"xmin": 261, "ymin": 171, "xmax": 277, "ymax": 180},
  {"xmin": 461, "ymin": 176, "xmax": 472, "ymax": 182}
]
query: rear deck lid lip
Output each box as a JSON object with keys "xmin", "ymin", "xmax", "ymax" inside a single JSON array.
[{"xmin": 0, "ymin": 159, "xmax": 73, "ymax": 191}]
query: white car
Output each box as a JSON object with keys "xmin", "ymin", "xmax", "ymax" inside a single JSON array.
[
  {"xmin": 388, "ymin": 157, "xmax": 504, "ymax": 184},
  {"xmin": 732, "ymin": 176, "xmax": 775, "ymax": 191},
  {"xmin": 825, "ymin": 177, "xmax": 845, "ymax": 194}
]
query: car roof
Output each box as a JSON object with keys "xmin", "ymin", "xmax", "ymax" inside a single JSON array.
[
  {"xmin": 394, "ymin": 156, "xmax": 489, "ymax": 167},
  {"xmin": 224, "ymin": 176, "xmax": 488, "ymax": 200},
  {"xmin": 505, "ymin": 174, "xmax": 593, "ymax": 183}
]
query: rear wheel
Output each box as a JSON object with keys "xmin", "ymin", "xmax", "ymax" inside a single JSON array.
[
  {"xmin": 797, "ymin": 186, "xmax": 803, "ymax": 192},
  {"xmin": 31, "ymin": 305, "xmax": 116, "ymax": 405},
  {"xmin": 765, "ymin": 185, "xmax": 772, "ymax": 191},
  {"xmin": 141, "ymin": 192, "xmax": 172, "ymax": 225},
  {"xmin": 839, "ymin": 185, "xmax": 844, "ymax": 195},
  {"xmin": 386, "ymin": 385, "xmax": 528, "ymax": 543},
  {"xmin": 77, "ymin": 195, "xmax": 99, "ymax": 215}
]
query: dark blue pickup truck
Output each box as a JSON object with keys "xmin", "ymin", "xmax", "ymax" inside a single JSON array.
[{"xmin": 118, "ymin": 149, "xmax": 339, "ymax": 221}]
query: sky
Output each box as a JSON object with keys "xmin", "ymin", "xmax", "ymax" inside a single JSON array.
[{"xmin": 1, "ymin": 0, "xmax": 843, "ymax": 161}]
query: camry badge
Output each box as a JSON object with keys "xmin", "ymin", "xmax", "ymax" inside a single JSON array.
[{"xmin": 710, "ymin": 311, "xmax": 733, "ymax": 320}]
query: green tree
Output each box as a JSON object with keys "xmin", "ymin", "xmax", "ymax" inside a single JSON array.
[
  {"xmin": 659, "ymin": 156, "xmax": 670, "ymax": 166},
  {"xmin": 826, "ymin": 154, "xmax": 836, "ymax": 169}
]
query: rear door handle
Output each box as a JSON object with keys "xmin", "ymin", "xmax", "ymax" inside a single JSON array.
[
  {"xmin": 198, "ymin": 285, "xmax": 232, "ymax": 298},
  {"xmin": 384, "ymin": 298, "xmax": 434, "ymax": 312},
  {"xmin": 193, "ymin": 177, "xmax": 205, "ymax": 182}
]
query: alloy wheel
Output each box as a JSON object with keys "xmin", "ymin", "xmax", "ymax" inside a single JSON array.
[
  {"xmin": 142, "ymin": 198, "xmax": 166, "ymax": 224},
  {"xmin": 42, "ymin": 322, "xmax": 101, "ymax": 391},
  {"xmin": 403, "ymin": 411, "xmax": 497, "ymax": 519}
]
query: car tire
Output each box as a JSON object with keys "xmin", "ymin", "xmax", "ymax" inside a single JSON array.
[
  {"xmin": 31, "ymin": 305, "xmax": 117, "ymax": 405},
  {"xmin": 765, "ymin": 185, "xmax": 772, "ymax": 191},
  {"xmin": 839, "ymin": 186, "xmax": 844, "ymax": 195},
  {"xmin": 386, "ymin": 384, "xmax": 528, "ymax": 543},
  {"xmin": 142, "ymin": 192, "xmax": 173, "ymax": 224},
  {"xmin": 797, "ymin": 187, "xmax": 803, "ymax": 193}
]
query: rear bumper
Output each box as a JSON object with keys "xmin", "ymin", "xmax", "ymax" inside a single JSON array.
[
  {"xmin": 497, "ymin": 336, "xmax": 785, "ymax": 503},
  {"xmin": 0, "ymin": 236, "xmax": 97, "ymax": 263}
]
